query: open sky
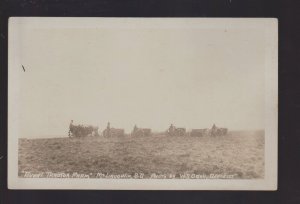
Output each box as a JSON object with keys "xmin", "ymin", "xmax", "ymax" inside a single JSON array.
[{"xmin": 10, "ymin": 18, "xmax": 267, "ymax": 138}]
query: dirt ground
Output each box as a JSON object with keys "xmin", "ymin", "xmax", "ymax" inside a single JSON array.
[{"xmin": 19, "ymin": 131, "xmax": 264, "ymax": 179}]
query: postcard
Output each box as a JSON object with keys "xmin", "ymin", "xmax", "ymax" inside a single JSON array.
[{"xmin": 8, "ymin": 17, "xmax": 277, "ymax": 190}]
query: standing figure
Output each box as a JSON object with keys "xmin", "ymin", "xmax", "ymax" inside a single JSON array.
[
  {"xmin": 106, "ymin": 122, "xmax": 111, "ymax": 137},
  {"xmin": 68, "ymin": 120, "xmax": 74, "ymax": 137},
  {"xmin": 168, "ymin": 124, "xmax": 175, "ymax": 136},
  {"xmin": 211, "ymin": 123, "xmax": 217, "ymax": 136},
  {"xmin": 132, "ymin": 124, "xmax": 138, "ymax": 136}
]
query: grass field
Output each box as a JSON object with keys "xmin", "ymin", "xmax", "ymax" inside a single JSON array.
[{"xmin": 18, "ymin": 131, "xmax": 264, "ymax": 179}]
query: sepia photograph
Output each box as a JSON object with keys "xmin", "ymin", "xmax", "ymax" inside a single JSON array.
[{"xmin": 8, "ymin": 17, "xmax": 277, "ymax": 190}]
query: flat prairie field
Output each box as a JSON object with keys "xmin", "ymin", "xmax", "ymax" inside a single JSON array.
[{"xmin": 18, "ymin": 131, "xmax": 264, "ymax": 179}]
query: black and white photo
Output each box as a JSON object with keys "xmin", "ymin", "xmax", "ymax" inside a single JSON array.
[{"xmin": 8, "ymin": 17, "xmax": 277, "ymax": 190}]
